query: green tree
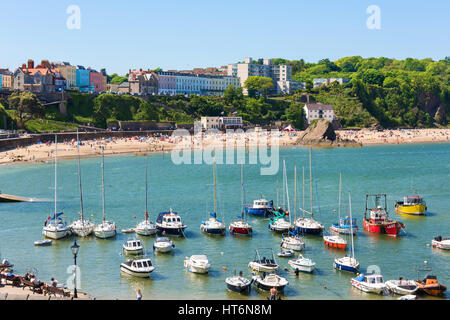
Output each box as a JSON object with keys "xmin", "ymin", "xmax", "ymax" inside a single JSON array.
[
  {"xmin": 285, "ymin": 102, "xmax": 305, "ymax": 129},
  {"xmin": 8, "ymin": 91, "xmax": 45, "ymax": 128},
  {"xmin": 243, "ymin": 76, "xmax": 274, "ymax": 97}
]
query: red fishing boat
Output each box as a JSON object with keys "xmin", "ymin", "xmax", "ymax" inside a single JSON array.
[
  {"xmin": 363, "ymin": 194, "xmax": 405, "ymax": 237},
  {"xmin": 229, "ymin": 165, "xmax": 252, "ymax": 236}
]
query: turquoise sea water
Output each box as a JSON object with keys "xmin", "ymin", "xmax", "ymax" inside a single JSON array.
[{"xmin": 0, "ymin": 143, "xmax": 449, "ymax": 300}]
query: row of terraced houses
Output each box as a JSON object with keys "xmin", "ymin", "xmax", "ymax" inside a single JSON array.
[{"xmin": 1, "ymin": 57, "xmax": 338, "ymax": 96}]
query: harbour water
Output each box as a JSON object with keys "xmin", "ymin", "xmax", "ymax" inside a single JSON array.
[{"xmin": 0, "ymin": 143, "xmax": 449, "ymax": 300}]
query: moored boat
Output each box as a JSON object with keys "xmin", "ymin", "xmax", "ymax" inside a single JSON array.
[
  {"xmin": 252, "ymin": 272, "xmax": 288, "ymax": 292},
  {"xmin": 225, "ymin": 272, "xmax": 252, "ymax": 293},
  {"xmin": 385, "ymin": 278, "xmax": 419, "ymax": 295},
  {"xmin": 415, "ymin": 275, "xmax": 447, "ymax": 296},
  {"xmin": 155, "ymin": 209, "xmax": 187, "ymax": 237},
  {"xmin": 135, "ymin": 155, "xmax": 157, "ymax": 236},
  {"xmin": 229, "ymin": 165, "xmax": 252, "ymax": 236},
  {"xmin": 123, "ymin": 238, "xmax": 144, "ymax": 255},
  {"xmin": 331, "ymin": 217, "xmax": 358, "ymax": 235},
  {"xmin": 120, "ymin": 257, "xmax": 155, "ymax": 278},
  {"xmin": 281, "ymin": 232, "xmax": 305, "ymax": 251},
  {"xmin": 277, "ymin": 249, "xmax": 295, "ymax": 258},
  {"xmin": 184, "ymin": 255, "xmax": 211, "ymax": 274},
  {"xmin": 363, "ymin": 194, "xmax": 405, "ymax": 237},
  {"xmin": 34, "ymin": 239, "xmax": 52, "ymax": 246},
  {"xmin": 153, "ymin": 236, "xmax": 175, "ymax": 253},
  {"xmin": 351, "ymin": 273, "xmax": 386, "ymax": 294},
  {"xmin": 244, "ymin": 198, "xmax": 273, "ymax": 217},
  {"xmin": 248, "ymin": 248, "xmax": 279, "ymax": 272},
  {"xmin": 431, "ymin": 235, "xmax": 450, "ymax": 250},
  {"xmin": 395, "ymin": 195, "xmax": 427, "ymax": 216},
  {"xmin": 288, "ymin": 254, "xmax": 315, "ymax": 273},
  {"xmin": 324, "ymin": 234, "xmax": 347, "ymax": 250}
]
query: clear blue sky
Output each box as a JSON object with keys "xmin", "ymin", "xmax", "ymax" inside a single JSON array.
[{"xmin": 1, "ymin": 0, "xmax": 449, "ymax": 75}]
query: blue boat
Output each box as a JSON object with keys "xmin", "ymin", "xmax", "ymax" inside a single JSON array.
[
  {"xmin": 201, "ymin": 212, "xmax": 226, "ymax": 235},
  {"xmin": 244, "ymin": 199, "xmax": 273, "ymax": 217},
  {"xmin": 155, "ymin": 209, "xmax": 187, "ymax": 237}
]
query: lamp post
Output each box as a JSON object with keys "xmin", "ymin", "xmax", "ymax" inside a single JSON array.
[{"xmin": 71, "ymin": 240, "xmax": 80, "ymax": 298}]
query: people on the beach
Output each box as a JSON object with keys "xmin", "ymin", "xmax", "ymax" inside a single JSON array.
[
  {"xmin": 136, "ymin": 289, "xmax": 142, "ymax": 300},
  {"xmin": 51, "ymin": 277, "xmax": 58, "ymax": 287}
]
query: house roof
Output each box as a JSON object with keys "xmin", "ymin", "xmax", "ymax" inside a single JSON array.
[{"xmin": 304, "ymin": 103, "xmax": 334, "ymax": 111}]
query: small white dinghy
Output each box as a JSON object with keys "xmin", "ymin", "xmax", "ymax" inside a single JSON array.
[
  {"xmin": 288, "ymin": 254, "xmax": 316, "ymax": 273},
  {"xmin": 225, "ymin": 274, "xmax": 252, "ymax": 293},
  {"xmin": 184, "ymin": 255, "xmax": 211, "ymax": 274},
  {"xmin": 34, "ymin": 239, "xmax": 52, "ymax": 246},
  {"xmin": 123, "ymin": 238, "xmax": 144, "ymax": 255},
  {"xmin": 398, "ymin": 294, "xmax": 417, "ymax": 300},
  {"xmin": 431, "ymin": 235, "xmax": 450, "ymax": 250},
  {"xmin": 153, "ymin": 237, "xmax": 175, "ymax": 253},
  {"xmin": 120, "ymin": 257, "xmax": 155, "ymax": 278},
  {"xmin": 252, "ymin": 272, "xmax": 288, "ymax": 292},
  {"xmin": 385, "ymin": 279, "xmax": 419, "ymax": 295},
  {"xmin": 121, "ymin": 228, "xmax": 135, "ymax": 234},
  {"xmin": 277, "ymin": 249, "xmax": 295, "ymax": 258},
  {"xmin": 281, "ymin": 233, "xmax": 305, "ymax": 251},
  {"xmin": 351, "ymin": 273, "xmax": 386, "ymax": 294}
]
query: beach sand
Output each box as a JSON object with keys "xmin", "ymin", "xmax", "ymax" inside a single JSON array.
[{"xmin": 0, "ymin": 129, "xmax": 449, "ymax": 166}]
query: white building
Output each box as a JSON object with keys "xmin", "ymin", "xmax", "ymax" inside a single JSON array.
[
  {"xmin": 313, "ymin": 78, "xmax": 349, "ymax": 88},
  {"xmin": 227, "ymin": 57, "xmax": 304, "ymax": 95},
  {"xmin": 200, "ymin": 116, "xmax": 243, "ymax": 130},
  {"xmin": 303, "ymin": 103, "xmax": 336, "ymax": 124}
]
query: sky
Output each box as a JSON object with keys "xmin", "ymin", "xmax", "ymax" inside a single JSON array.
[{"xmin": 0, "ymin": 0, "xmax": 449, "ymax": 75}]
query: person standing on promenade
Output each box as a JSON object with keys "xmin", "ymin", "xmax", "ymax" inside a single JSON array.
[{"xmin": 136, "ymin": 289, "xmax": 142, "ymax": 300}]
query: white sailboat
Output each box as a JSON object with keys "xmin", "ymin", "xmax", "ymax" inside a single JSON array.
[
  {"xmin": 69, "ymin": 131, "xmax": 95, "ymax": 237},
  {"xmin": 94, "ymin": 148, "xmax": 117, "ymax": 239},
  {"xmin": 294, "ymin": 148, "xmax": 324, "ymax": 235},
  {"xmin": 135, "ymin": 155, "xmax": 157, "ymax": 236},
  {"xmin": 269, "ymin": 160, "xmax": 293, "ymax": 232},
  {"xmin": 334, "ymin": 192, "xmax": 360, "ymax": 273},
  {"xmin": 281, "ymin": 165, "xmax": 305, "ymax": 251},
  {"xmin": 229, "ymin": 165, "xmax": 252, "ymax": 235},
  {"xmin": 42, "ymin": 134, "xmax": 70, "ymax": 240},
  {"xmin": 201, "ymin": 157, "xmax": 226, "ymax": 235}
]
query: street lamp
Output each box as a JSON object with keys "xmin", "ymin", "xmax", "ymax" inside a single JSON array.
[{"xmin": 71, "ymin": 240, "xmax": 80, "ymax": 298}]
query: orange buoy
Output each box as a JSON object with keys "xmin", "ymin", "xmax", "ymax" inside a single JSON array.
[
  {"xmin": 222, "ymin": 266, "xmax": 227, "ymax": 271},
  {"xmin": 323, "ymin": 286, "xmax": 327, "ymax": 290}
]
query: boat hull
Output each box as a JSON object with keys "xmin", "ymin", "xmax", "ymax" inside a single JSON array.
[
  {"xmin": 153, "ymin": 244, "xmax": 174, "ymax": 253},
  {"xmin": 281, "ymin": 242, "xmax": 304, "ymax": 251},
  {"xmin": 334, "ymin": 261, "xmax": 359, "ymax": 273},
  {"xmin": 395, "ymin": 204, "xmax": 426, "ymax": 216},
  {"xmin": 245, "ymin": 207, "xmax": 271, "ymax": 217},
  {"xmin": 253, "ymin": 279, "xmax": 286, "ymax": 292},
  {"xmin": 135, "ymin": 228, "xmax": 157, "ymax": 236},
  {"xmin": 431, "ymin": 240, "xmax": 450, "ymax": 250},
  {"xmin": 120, "ymin": 265, "xmax": 152, "ymax": 278},
  {"xmin": 330, "ymin": 224, "xmax": 358, "ymax": 235},
  {"xmin": 229, "ymin": 226, "xmax": 252, "ymax": 236},
  {"xmin": 351, "ymin": 279, "xmax": 385, "ymax": 294},
  {"xmin": 363, "ymin": 219, "xmax": 404, "ymax": 236},
  {"xmin": 156, "ymin": 226, "xmax": 187, "ymax": 237},
  {"xmin": 248, "ymin": 262, "xmax": 278, "ymax": 273},
  {"xmin": 295, "ymin": 226, "xmax": 322, "ymax": 235},
  {"xmin": 288, "ymin": 262, "xmax": 314, "ymax": 273},
  {"xmin": 324, "ymin": 238, "xmax": 347, "ymax": 250},
  {"xmin": 123, "ymin": 247, "xmax": 143, "ymax": 255},
  {"xmin": 42, "ymin": 229, "xmax": 70, "ymax": 240},
  {"xmin": 94, "ymin": 229, "xmax": 117, "ymax": 239},
  {"xmin": 385, "ymin": 281, "xmax": 419, "ymax": 295},
  {"xmin": 201, "ymin": 226, "xmax": 226, "ymax": 235},
  {"xmin": 227, "ymin": 283, "xmax": 251, "ymax": 293}
]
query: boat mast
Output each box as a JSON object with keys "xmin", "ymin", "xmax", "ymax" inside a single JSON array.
[
  {"xmin": 302, "ymin": 166, "xmax": 305, "ymax": 218},
  {"xmin": 294, "ymin": 165, "xmax": 297, "ymax": 222},
  {"xmin": 349, "ymin": 191, "xmax": 355, "ymax": 260},
  {"xmin": 101, "ymin": 147, "xmax": 106, "ymax": 223},
  {"xmin": 145, "ymin": 155, "xmax": 148, "ymax": 221},
  {"xmin": 54, "ymin": 134, "xmax": 58, "ymax": 222},
  {"xmin": 213, "ymin": 157, "xmax": 216, "ymax": 215},
  {"xmin": 338, "ymin": 172, "xmax": 342, "ymax": 222},
  {"xmin": 309, "ymin": 147, "xmax": 313, "ymax": 219},
  {"xmin": 282, "ymin": 161, "xmax": 286, "ymax": 209},
  {"xmin": 276, "ymin": 179, "xmax": 279, "ymax": 208},
  {"xmin": 283, "ymin": 160, "xmax": 291, "ymax": 223},
  {"xmin": 241, "ymin": 164, "xmax": 244, "ymax": 221},
  {"xmin": 76, "ymin": 129, "xmax": 84, "ymax": 222}
]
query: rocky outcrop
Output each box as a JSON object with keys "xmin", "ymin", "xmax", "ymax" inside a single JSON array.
[{"xmin": 296, "ymin": 119, "xmax": 361, "ymax": 147}]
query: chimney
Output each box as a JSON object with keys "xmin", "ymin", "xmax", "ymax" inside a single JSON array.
[
  {"xmin": 27, "ymin": 59, "xmax": 34, "ymax": 69},
  {"xmin": 22, "ymin": 63, "xmax": 27, "ymax": 69},
  {"xmin": 307, "ymin": 94, "xmax": 310, "ymax": 104}
]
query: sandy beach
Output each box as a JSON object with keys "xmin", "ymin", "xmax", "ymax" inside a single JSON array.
[{"xmin": 0, "ymin": 129, "xmax": 449, "ymax": 166}]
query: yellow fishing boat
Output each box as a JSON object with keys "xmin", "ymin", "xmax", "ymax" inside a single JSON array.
[{"xmin": 395, "ymin": 195, "xmax": 427, "ymax": 216}]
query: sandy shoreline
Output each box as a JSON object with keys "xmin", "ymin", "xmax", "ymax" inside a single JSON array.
[{"xmin": 0, "ymin": 129, "xmax": 449, "ymax": 166}]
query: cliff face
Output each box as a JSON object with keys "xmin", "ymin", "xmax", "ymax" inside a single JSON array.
[{"xmin": 296, "ymin": 119, "xmax": 361, "ymax": 147}]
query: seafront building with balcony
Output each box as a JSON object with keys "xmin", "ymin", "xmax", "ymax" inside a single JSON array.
[{"xmin": 227, "ymin": 57, "xmax": 305, "ymax": 95}]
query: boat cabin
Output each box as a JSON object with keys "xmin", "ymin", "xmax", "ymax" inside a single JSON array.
[
  {"xmin": 156, "ymin": 210, "xmax": 182, "ymax": 225},
  {"xmin": 339, "ymin": 217, "xmax": 357, "ymax": 227},
  {"xmin": 252, "ymin": 199, "xmax": 271, "ymax": 209},
  {"xmin": 125, "ymin": 239, "xmax": 142, "ymax": 249},
  {"xmin": 403, "ymin": 196, "xmax": 425, "ymax": 206},
  {"xmin": 364, "ymin": 274, "xmax": 384, "ymax": 284},
  {"xmin": 369, "ymin": 206, "xmax": 389, "ymax": 222}
]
